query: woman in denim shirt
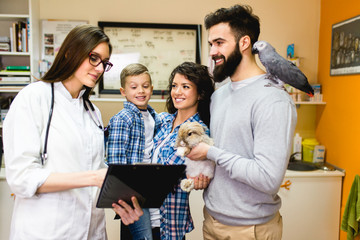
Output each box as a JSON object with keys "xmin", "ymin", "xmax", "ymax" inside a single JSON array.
[{"xmin": 149, "ymin": 62, "xmax": 214, "ymax": 239}]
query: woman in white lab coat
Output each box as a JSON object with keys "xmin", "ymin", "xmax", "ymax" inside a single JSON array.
[{"xmin": 3, "ymin": 24, "xmax": 142, "ymax": 240}]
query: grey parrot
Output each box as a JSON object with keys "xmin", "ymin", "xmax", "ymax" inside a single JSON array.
[{"xmin": 252, "ymin": 41, "xmax": 314, "ymax": 96}]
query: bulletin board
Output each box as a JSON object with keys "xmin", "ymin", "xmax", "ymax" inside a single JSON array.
[
  {"xmin": 330, "ymin": 15, "xmax": 360, "ymax": 76},
  {"xmin": 98, "ymin": 21, "xmax": 201, "ymax": 95},
  {"xmin": 41, "ymin": 20, "xmax": 88, "ymax": 64}
]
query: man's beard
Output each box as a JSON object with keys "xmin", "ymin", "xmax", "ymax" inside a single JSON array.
[{"xmin": 212, "ymin": 43, "xmax": 242, "ymax": 83}]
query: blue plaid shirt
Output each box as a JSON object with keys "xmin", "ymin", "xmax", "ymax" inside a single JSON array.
[
  {"xmin": 107, "ymin": 101, "xmax": 160, "ymax": 164},
  {"xmin": 154, "ymin": 112, "xmax": 209, "ymax": 239}
]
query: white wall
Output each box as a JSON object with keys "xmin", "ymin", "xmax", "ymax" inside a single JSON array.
[{"xmin": 39, "ymin": 0, "xmax": 320, "ymax": 82}]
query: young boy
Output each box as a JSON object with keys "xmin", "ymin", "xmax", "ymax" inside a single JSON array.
[{"xmin": 107, "ymin": 63, "xmax": 159, "ymax": 240}]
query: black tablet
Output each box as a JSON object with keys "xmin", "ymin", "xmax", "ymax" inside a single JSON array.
[{"xmin": 96, "ymin": 164, "xmax": 186, "ymax": 208}]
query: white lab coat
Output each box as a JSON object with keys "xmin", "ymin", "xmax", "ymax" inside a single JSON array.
[{"xmin": 3, "ymin": 81, "xmax": 107, "ymax": 240}]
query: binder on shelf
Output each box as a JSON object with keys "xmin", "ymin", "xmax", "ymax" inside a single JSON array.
[
  {"xmin": 96, "ymin": 164, "xmax": 186, "ymax": 208},
  {"xmin": 0, "ymin": 43, "xmax": 10, "ymax": 52},
  {"xmin": 17, "ymin": 22, "xmax": 22, "ymax": 52},
  {"xmin": 12, "ymin": 22, "xmax": 18, "ymax": 52},
  {"xmin": 8, "ymin": 21, "xmax": 28, "ymax": 52},
  {"xmin": 26, "ymin": 18, "xmax": 30, "ymax": 52},
  {"xmin": 18, "ymin": 21, "xmax": 27, "ymax": 52},
  {"xmin": 0, "ymin": 70, "xmax": 31, "ymax": 76},
  {"xmin": 0, "ymin": 36, "xmax": 10, "ymax": 43},
  {"xmin": 0, "ymin": 76, "xmax": 30, "ymax": 85},
  {"xmin": 0, "ymin": 36, "xmax": 10, "ymax": 52},
  {"xmin": 5, "ymin": 66, "xmax": 30, "ymax": 71},
  {"xmin": 0, "ymin": 83, "xmax": 28, "ymax": 87},
  {"xmin": 0, "ymin": 76, "xmax": 30, "ymax": 82},
  {"xmin": 9, "ymin": 26, "xmax": 15, "ymax": 52},
  {"xmin": 21, "ymin": 26, "xmax": 27, "ymax": 52}
]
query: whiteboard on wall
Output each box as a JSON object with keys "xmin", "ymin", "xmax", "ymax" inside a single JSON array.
[{"xmin": 98, "ymin": 21, "xmax": 201, "ymax": 95}]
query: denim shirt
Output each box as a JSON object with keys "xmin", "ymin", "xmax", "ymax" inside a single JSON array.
[{"xmin": 153, "ymin": 112, "xmax": 209, "ymax": 239}]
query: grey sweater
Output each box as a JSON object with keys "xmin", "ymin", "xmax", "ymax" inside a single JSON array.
[{"xmin": 205, "ymin": 75, "xmax": 297, "ymax": 226}]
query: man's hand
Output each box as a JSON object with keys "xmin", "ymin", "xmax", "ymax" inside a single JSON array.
[
  {"xmin": 192, "ymin": 174, "xmax": 210, "ymax": 190},
  {"xmin": 112, "ymin": 196, "xmax": 143, "ymax": 225},
  {"xmin": 186, "ymin": 142, "xmax": 211, "ymax": 161}
]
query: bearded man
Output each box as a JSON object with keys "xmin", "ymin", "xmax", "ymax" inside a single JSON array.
[{"xmin": 187, "ymin": 5, "xmax": 297, "ymax": 240}]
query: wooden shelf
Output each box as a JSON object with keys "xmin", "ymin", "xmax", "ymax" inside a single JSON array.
[
  {"xmin": 0, "ymin": 86, "xmax": 23, "ymax": 92},
  {"xmin": 0, "ymin": 14, "xmax": 29, "ymax": 20},
  {"xmin": 0, "ymin": 52, "xmax": 30, "ymax": 56},
  {"xmin": 0, "ymin": 71, "xmax": 31, "ymax": 76},
  {"xmin": 294, "ymin": 101, "xmax": 326, "ymax": 105},
  {"xmin": 90, "ymin": 96, "xmax": 166, "ymax": 103}
]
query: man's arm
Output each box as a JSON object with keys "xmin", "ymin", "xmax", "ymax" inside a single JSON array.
[
  {"xmin": 188, "ymin": 101, "xmax": 296, "ymax": 194},
  {"xmin": 186, "ymin": 142, "xmax": 210, "ymax": 160}
]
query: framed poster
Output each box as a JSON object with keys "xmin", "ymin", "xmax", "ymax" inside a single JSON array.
[
  {"xmin": 330, "ymin": 15, "xmax": 360, "ymax": 76},
  {"xmin": 41, "ymin": 20, "xmax": 88, "ymax": 64},
  {"xmin": 98, "ymin": 21, "xmax": 201, "ymax": 95}
]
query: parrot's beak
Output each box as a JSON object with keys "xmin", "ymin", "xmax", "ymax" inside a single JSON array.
[{"xmin": 252, "ymin": 46, "xmax": 258, "ymax": 55}]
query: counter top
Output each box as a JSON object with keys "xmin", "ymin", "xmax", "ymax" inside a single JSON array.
[
  {"xmin": 285, "ymin": 162, "xmax": 345, "ymax": 178},
  {"xmin": 1, "ymin": 167, "xmax": 345, "ymax": 181},
  {"xmin": 285, "ymin": 169, "xmax": 345, "ymax": 178}
]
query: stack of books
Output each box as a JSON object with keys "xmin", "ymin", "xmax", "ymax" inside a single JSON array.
[
  {"xmin": 0, "ymin": 76, "xmax": 30, "ymax": 86},
  {"xmin": 0, "ymin": 36, "xmax": 10, "ymax": 52},
  {"xmin": 0, "ymin": 66, "xmax": 30, "ymax": 86},
  {"xmin": 9, "ymin": 20, "xmax": 29, "ymax": 52}
]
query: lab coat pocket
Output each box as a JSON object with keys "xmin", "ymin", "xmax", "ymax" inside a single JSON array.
[{"xmin": 19, "ymin": 193, "xmax": 76, "ymax": 239}]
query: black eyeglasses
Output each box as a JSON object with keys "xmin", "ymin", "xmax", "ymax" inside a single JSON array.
[{"xmin": 88, "ymin": 53, "xmax": 113, "ymax": 72}]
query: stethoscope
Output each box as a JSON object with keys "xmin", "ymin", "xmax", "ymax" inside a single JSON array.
[{"xmin": 40, "ymin": 83, "xmax": 106, "ymax": 165}]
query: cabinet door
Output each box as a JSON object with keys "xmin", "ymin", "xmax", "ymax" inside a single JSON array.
[
  {"xmin": 278, "ymin": 176, "xmax": 342, "ymax": 240},
  {"xmin": 0, "ymin": 179, "xmax": 121, "ymax": 239},
  {"xmin": 186, "ymin": 189, "xmax": 205, "ymax": 239},
  {"xmin": 0, "ymin": 179, "xmax": 15, "ymax": 240}
]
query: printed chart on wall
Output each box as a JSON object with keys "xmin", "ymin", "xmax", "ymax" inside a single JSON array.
[
  {"xmin": 40, "ymin": 20, "xmax": 88, "ymax": 73},
  {"xmin": 98, "ymin": 22, "xmax": 201, "ymax": 95},
  {"xmin": 330, "ymin": 15, "xmax": 360, "ymax": 76}
]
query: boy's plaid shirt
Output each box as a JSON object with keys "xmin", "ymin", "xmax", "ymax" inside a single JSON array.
[{"xmin": 106, "ymin": 101, "xmax": 160, "ymax": 164}]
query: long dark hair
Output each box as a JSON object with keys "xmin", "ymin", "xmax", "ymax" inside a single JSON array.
[
  {"xmin": 166, "ymin": 62, "xmax": 214, "ymax": 127},
  {"xmin": 42, "ymin": 24, "xmax": 112, "ymax": 99}
]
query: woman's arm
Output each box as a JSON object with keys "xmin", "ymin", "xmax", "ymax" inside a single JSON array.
[
  {"xmin": 37, "ymin": 168, "xmax": 107, "ymax": 193},
  {"xmin": 189, "ymin": 101, "xmax": 296, "ymax": 195}
]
